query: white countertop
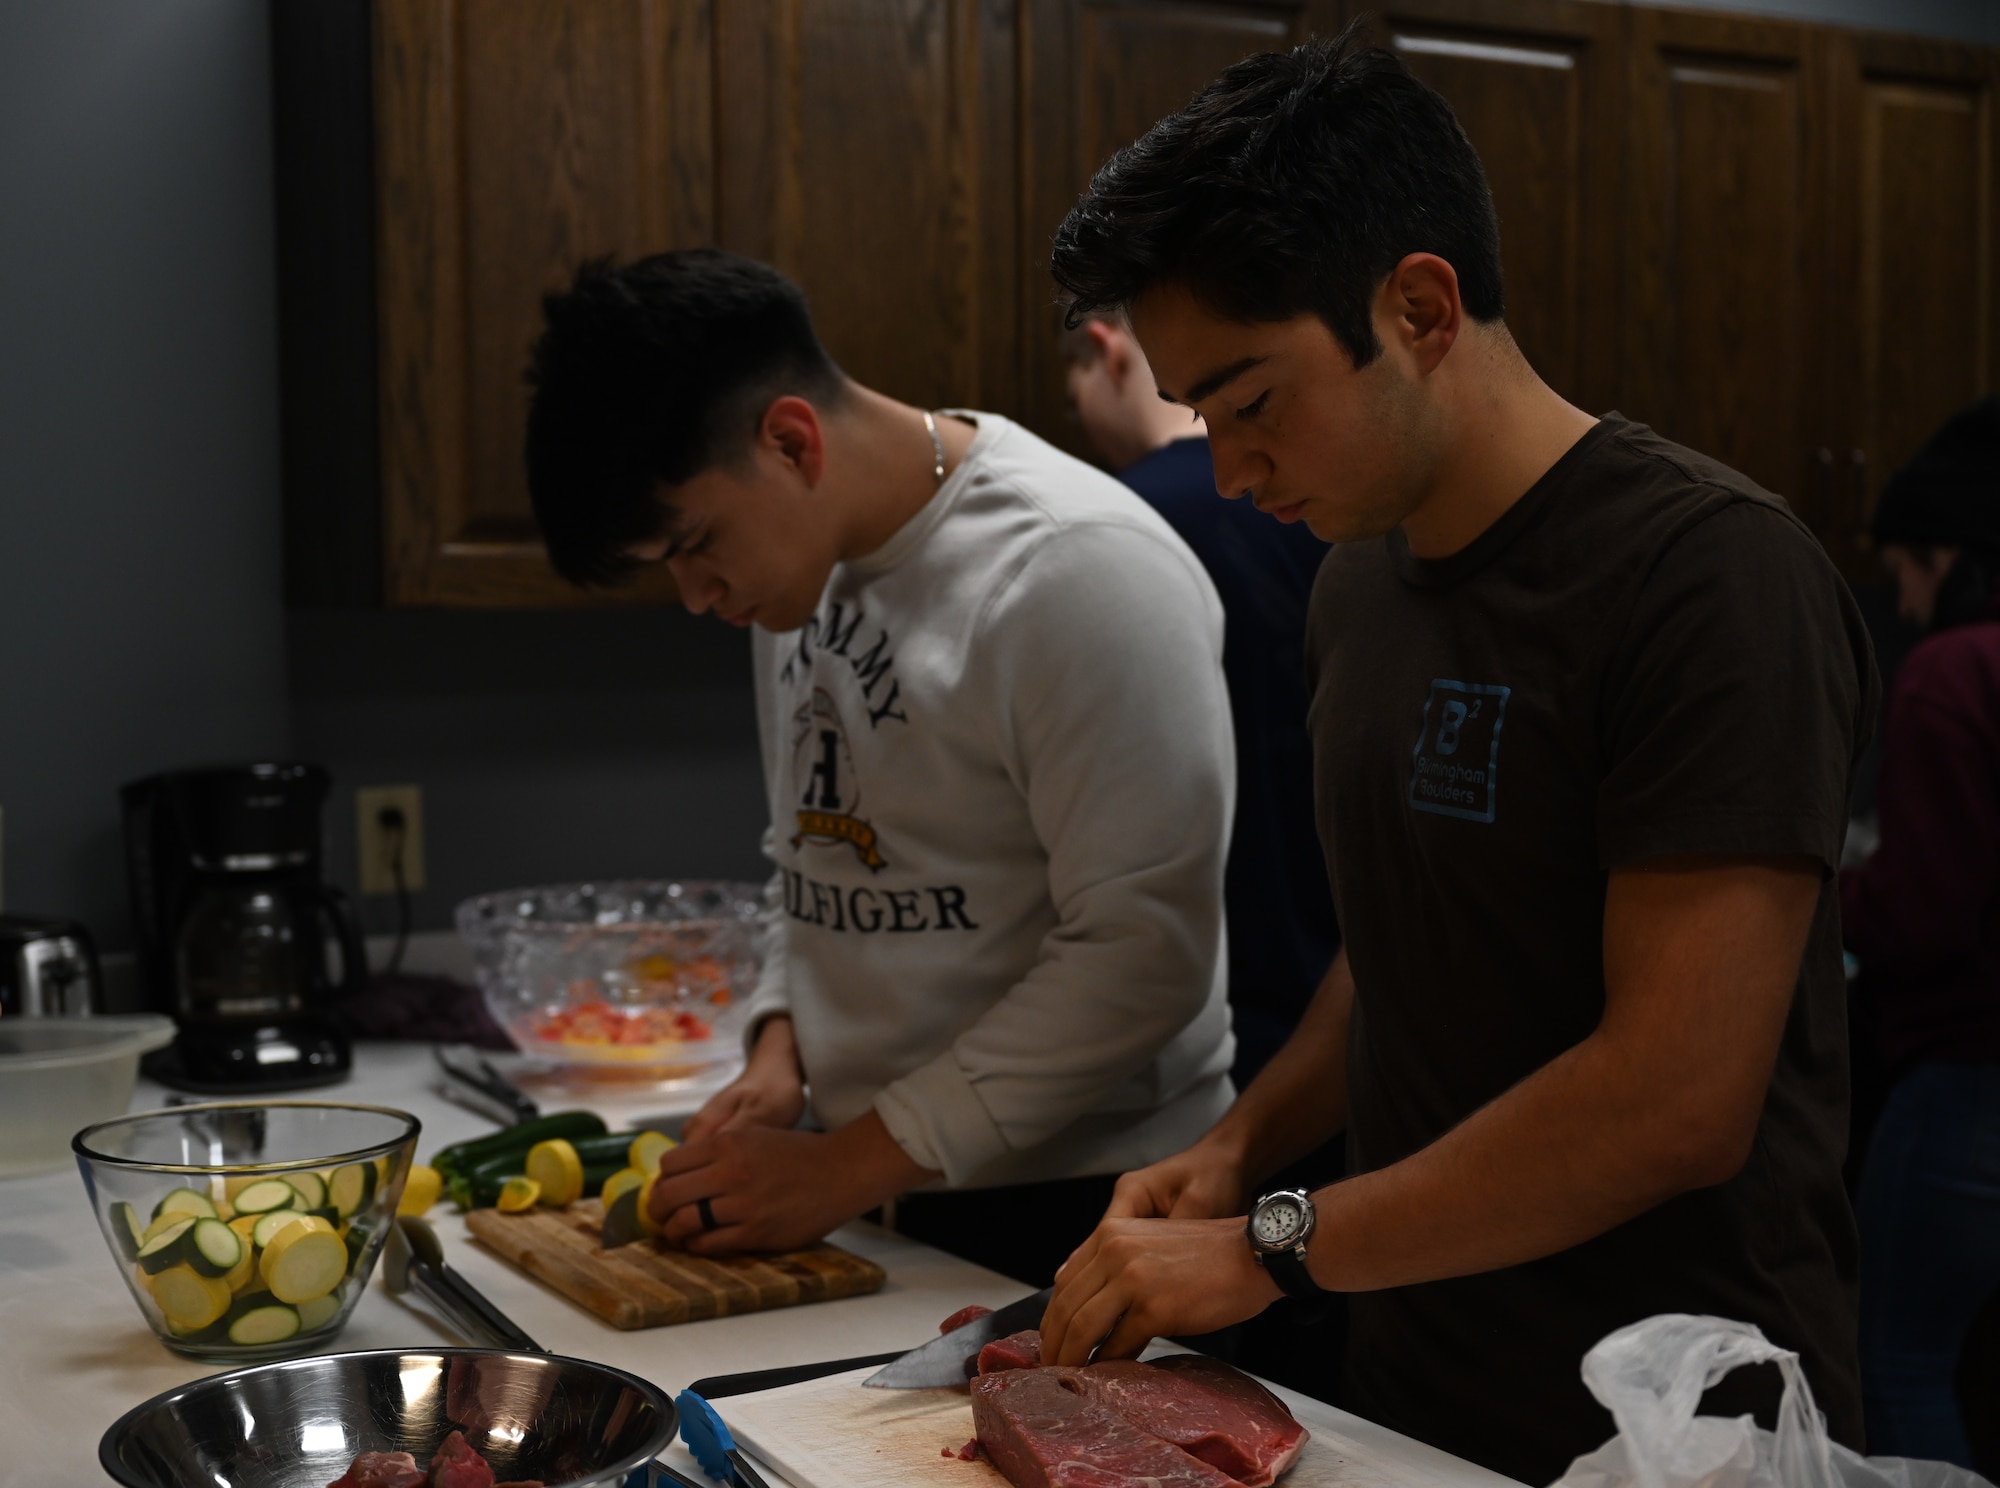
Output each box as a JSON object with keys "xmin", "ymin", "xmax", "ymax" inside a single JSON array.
[{"xmin": 0, "ymin": 1039, "xmax": 1517, "ymax": 1488}]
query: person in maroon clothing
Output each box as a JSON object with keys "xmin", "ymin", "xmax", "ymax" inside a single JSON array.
[{"xmin": 1842, "ymin": 393, "xmax": 2000, "ymax": 1467}]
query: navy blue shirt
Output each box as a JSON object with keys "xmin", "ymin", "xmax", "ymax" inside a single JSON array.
[{"xmin": 1118, "ymin": 436, "xmax": 1340, "ymax": 1086}]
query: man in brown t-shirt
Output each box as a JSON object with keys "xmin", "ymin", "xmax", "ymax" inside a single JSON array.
[{"xmin": 1038, "ymin": 29, "xmax": 1878, "ymax": 1484}]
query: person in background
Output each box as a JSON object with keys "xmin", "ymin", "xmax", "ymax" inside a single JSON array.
[
  {"xmin": 1841, "ymin": 393, "xmax": 2000, "ymax": 1468},
  {"xmin": 1061, "ymin": 313, "xmax": 1340, "ymax": 1091}
]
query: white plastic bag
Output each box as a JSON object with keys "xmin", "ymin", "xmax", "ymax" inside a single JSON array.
[{"xmin": 1551, "ymin": 1314, "xmax": 1992, "ymax": 1488}]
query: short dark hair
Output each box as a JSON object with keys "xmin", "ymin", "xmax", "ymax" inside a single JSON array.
[
  {"xmin": 525, "ymin": 249, "xmax": 845, "ymax": 586},
  {"xmin": 1049, "ymin": 25, "xmax": 1504, "ymax": 367}
]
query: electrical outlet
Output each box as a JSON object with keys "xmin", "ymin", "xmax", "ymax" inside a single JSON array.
[{"xmin": 356, "ymin": 784, "xmax": 426, "ymax": 896}]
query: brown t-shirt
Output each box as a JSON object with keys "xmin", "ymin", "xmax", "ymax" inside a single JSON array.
[{"xmin": 1305, "ymin": 416, "xmax": 1878, "ymax": 1484}]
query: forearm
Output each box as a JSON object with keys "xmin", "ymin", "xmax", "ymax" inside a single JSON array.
[
  {"xmin": 1205, "ymin": 950, "xmax": 1353, "ymax": 1184},
  {"xmin": 1301, "ymin": 1028, "xmax": 1711, "ymax": 1292}
]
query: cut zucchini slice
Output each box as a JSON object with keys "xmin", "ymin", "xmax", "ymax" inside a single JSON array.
[
  {"xmin": 151, "ymin": 1186, "xmax": 218, "ymax": 1223},
  {"xmin": 295, "ymin": 1288, "xmax": 342, "ymax": 1332},
  {"xmin": 226, "ymin": 1301, "xmax": 301, "ymax": 1346},
  {"xmin": 137, "ymin": 1217, "xmax": 197, "ymax": 1274},
  {"xmin": 284, "ymin": 1169, "xmax": 328, "ymax": 1211},
  {"xmin": 259, "ymin": 1219, "xmax": 346, "ymax": 1304},
  {"xmin": 628, "ymin": 1129, "xmax": 676, "ymax": 1177},
  {"xmin": 185, "ymin": 1217, "xmax": 244, "ymax": 1278},
  {"xmin": 110, "ymin": 1202, "xmax": 147, "ymax": 1262},
  {"xmin": 327, "ymin": 1162, "xmax": 375, "ymax": 1218},
  {"xmin": 526, "ymin": 1139, "xmax": 584, "ymax": 1207},
  {"xmin": 397, "ymin": 1164, "xmax": 441, "ymax": 1217},
  {"xmin": 231, "ymin": 1179, "xmax": 297, "ymax": 1216},
  {"xmin": 251, "ymin": 1208, "xmax": 310, "ymax": 1250},
  {"xmin": 599, "ymin": 1167, "xmax": 646, "ymax": 1211},
  {"xmin": 496, "ymin": 1176, "xmax": 540, "ymax": 1213},
  {"xmin": 151, "ymin": 1263, "xmax": 233, "ymax": 1332}
]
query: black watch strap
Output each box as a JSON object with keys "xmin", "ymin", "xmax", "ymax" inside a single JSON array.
[{"xmin": 1259, "ymin": 1245, "xmax": 1325, "ymax": 1301}]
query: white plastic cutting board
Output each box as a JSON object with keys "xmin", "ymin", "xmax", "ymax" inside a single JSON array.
[{"xmin": 720, "ymin": 1356, "xmax": 1528, "ymax": 1488}]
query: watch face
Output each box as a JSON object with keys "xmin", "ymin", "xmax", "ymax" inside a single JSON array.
[{"xmin": 1252, "ymin": 1198, "xmax": 1303, "ymax": 1247}]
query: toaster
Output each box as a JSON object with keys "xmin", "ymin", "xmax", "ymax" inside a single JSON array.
[{"xmin": 0, "ymin": 914, "xmax": 104, "ymax": 1017}]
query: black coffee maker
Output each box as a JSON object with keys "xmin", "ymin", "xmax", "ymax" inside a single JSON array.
[{"xmin": 123, "ymin": 763, "xmax": 367, "ymax": 1092}]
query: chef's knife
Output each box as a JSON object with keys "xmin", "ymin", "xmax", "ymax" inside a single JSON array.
[{"xmin": 862, "ymin": 1286, "xmax": 1051, "ymax": 1388}]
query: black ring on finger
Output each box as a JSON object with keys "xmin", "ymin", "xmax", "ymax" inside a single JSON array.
[{"xmin": 697, "ymin": 1197, "xmax": 718, "ymax": 1232}]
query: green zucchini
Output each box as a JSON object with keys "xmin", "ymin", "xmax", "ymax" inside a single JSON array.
[
  {"xmin": 569, "ymin": 1132, "xmax": 648, "ymax": 1167},
  {"xmin": 185, "ymin": 1217, "xmax": 244, "ymax": 1278},
  {"xmin": 231, "ymin": 1179, "xmax": 297, "ymax": 1216},
  {"xmin": 326, "ymin": 1162, "xmax": 375, "ymax": 1218},
  {"xmin": 283, "ymin": 1169, "xmax": 328, "ymax": 1211},
  {"xmin": 428, "ymin": 1111, "xmax": 606, "ymax": 1177},
  {"xmin": 251, "ymin": 1208, "xmax": 308, "ymax": 1249},
  {"xmin": 343, "ymin": 1222, "xmax": 373, "ymax": 1276},
  {"xmin": 110, "ymin": 1202, "xmax": 147, "ymax": 1262},
  {"xmin": 226, "ymin": 1301, "xmax": 301, "ymax": 1345},
  {"xmin": 151, "ymin": 1186, "xmax": 218, "ymax": 1223},
  {"xmin": 137, "ymin": 1218, "xmax": 197, "ymax": 1274}
]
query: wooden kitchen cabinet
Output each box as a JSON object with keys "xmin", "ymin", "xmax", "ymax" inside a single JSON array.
[
  {"xmin": 276, "ymin": 0, "xmax": 2000, "ymax": 607},
  {"xmin": 1824, "ymin": 29, "xmax": 2000, "ymax": 580},
  {"xmin": 1618, "ymin": 7, "xmax": 1834, "ymax": 538}
]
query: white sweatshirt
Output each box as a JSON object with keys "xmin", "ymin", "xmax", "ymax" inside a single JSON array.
[{"xmin": 744, "ymin": 412, "xmax": 1238, "ymax": 1189}]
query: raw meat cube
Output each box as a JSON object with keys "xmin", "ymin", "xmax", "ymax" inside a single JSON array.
[
  {"xmin": 939, "ymin": 1304, "xmax": 994, "ymax": 1334},
  {"xmin": 977, "ymin": 1329, "xmax": 1042, "ymax": 1373},
  {"xmin": 325, "ymin": 1452, "xmax": 426, "ymax": 1488},
  {"xmin": 971, "ymin": 1367, "xmax": 1241, "ymax": 1488},
  {"xmin": 430, "ymin": 1430, "xmax": 496, "ymax": 1488}
]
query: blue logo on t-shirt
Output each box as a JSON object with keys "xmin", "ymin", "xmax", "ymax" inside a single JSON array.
[{"xmin": 1409, "ymin": 680, "xmax": 1511, "ymax": 823}]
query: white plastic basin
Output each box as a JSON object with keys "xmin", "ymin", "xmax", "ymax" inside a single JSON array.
[{"xmin": 0, "ymin": 1014, "xmax": 174, "ymax": 1177}]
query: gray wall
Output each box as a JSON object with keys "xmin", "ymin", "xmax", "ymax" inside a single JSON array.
[
  {"xmin": 0, "ymin": 2, "xmax": 291, "ymax": 946},
  {"xmin": 289, "ymin": 608, "xmax": 767, "ymax": 940}
]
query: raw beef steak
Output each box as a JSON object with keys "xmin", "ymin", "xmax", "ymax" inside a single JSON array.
[
  {"xmin": 940, "ymin": 1304, "xmax": 995, "ymax": 1334},
  {"xmin": 978, "ymin": 1329, "xmax": 1043, "ymax": 1373},
  {"xmin": 1079, "ymin": 1360, "xmax": 1306, "ymax": 1487},
  {"xmin": 971, "ymin": 1367, "xmax": 1242, "ymax": 1488}
]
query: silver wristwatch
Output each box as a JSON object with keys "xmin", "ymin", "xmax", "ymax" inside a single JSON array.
[{"xmin": 1245, "ymin": 1188, "xmax": 1327, "ymax": 1300}]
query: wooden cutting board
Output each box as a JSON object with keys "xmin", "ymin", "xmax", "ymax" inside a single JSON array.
[
  {"xmin": 465, "ymin": 1199, "xmax": 885, "ymax": 1330},
  {"xmin": 719, "ymin": 1358, "xmax": 1526, "ymax": 1488}
]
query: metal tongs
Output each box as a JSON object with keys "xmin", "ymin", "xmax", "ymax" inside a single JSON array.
[
  {"xmin": 381, "ymin": 1214, "xmax": 540, "ymax": 1352},
  {"xmin": 433, "ymin": 1043, "xmax": 540, "ymax": 1126}
]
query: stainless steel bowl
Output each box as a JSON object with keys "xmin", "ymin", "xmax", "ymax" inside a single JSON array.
[{"xmin": 99, "ymin": 1348, "xmax": 677, "ymax": 1488}]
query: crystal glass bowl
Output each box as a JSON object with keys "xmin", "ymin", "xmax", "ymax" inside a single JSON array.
[
  {"xmin": 73, "ymin": 1101, "xmax": 421, "ymax": 1362},
  {"xmin": 456, "ymin": 880, "xmax": 762, "ymax": 1080}
]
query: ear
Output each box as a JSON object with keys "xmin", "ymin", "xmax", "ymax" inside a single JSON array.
[
  {"xmin": 1085, "ymin": 320, "xmax": 1125, "ymax": 383},
  {"xmin": 760, "ymin": 395, "xmax": 828, "ymax": 487},
  {"xmin": 1377, "ymin": 253, "xmax": 1463, "ymax": 376}
]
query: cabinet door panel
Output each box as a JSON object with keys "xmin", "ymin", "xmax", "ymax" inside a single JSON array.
[
  {"xmin": 716, "ymin": 0, "xmax": 1019, "ymax": 415},
  {"xmin": 1023, "ymin": 0, "xmax": 1327, "ymax": 450},
  {"xmin": 1358, "ymin": 0, "xmax": 1623, "ymax": 414},
  {"xmin": 376, "ymin": 0, "xmax": 705, "ymax": 605},
  {"xmin": 1623, "ymin": 11, "xmax": 1827, "ymax": 530},
  {"xmin": 1831, "ymin": 33, "xmax": 1998, "ymax": 576}
]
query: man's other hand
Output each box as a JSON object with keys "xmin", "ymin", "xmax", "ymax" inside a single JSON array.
[
  {"xmin": 1042, "ymin": 1216, "xmax": 1281, "ymax": 1365},
  {"xmin": 646, "ymin": 1108, "xmax": 934, "ymax": 1255},
  {"xmin": 681, "ymin": 1014, "xmax": 807, "ymax": 1143},
  {"xmin": 1104, "ymin": 1136, "xmax": 1249, "ymax": 1221}
]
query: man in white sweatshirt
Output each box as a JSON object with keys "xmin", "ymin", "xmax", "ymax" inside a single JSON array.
[{"xmin": 525, "ymin": 249, "xmax": 1237, "ymax": 1283}]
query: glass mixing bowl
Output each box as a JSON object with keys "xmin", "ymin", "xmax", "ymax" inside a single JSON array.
[
  {"xmin": 455, "ymin": 880, "xmax": 762, "ymax": 1081},
  {"xmin": 74, "ymin": 1101, "xmax": 420, "ymax": 1362}
]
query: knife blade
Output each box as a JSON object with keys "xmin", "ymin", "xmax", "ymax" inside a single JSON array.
[{"xmin": 862, "ymin": 1287, "xmax": 1052, "ymax": 1388}]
